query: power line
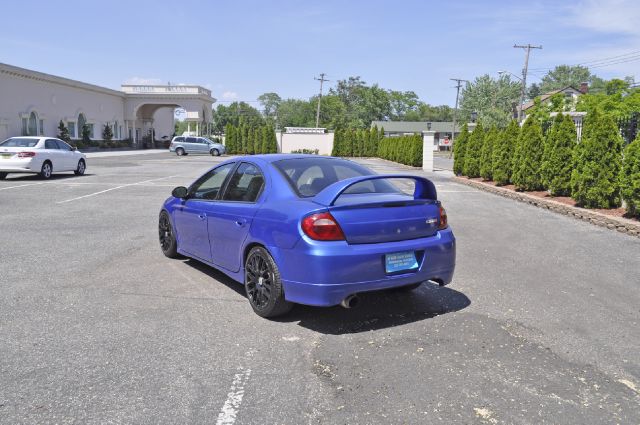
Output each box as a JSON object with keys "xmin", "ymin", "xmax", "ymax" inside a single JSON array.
[
  {"xmin": 314, "ymin": 73, "xmax": 330, "ymax": 128},
  {"xmin": 514, "ymin": 43, "xmax": 542, "ymax": 122},
  {"xmin": 529, "ymin": 49, "xmax": 640, "ymax": 72}
]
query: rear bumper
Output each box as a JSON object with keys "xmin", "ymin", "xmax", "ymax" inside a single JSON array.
[
  {"xmin": 0, "ymin": 158, "xmax": 37, "ymax": 172},
  {"xmin": 276, "ymin": 228, "xmax": 456, "ymax": 306}
]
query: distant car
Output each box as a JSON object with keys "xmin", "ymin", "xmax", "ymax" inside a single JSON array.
[
  {"xmin": 0, "ymin": 137, "xmax": 87, "ymax": 180},
  {"xmin": 158, "ymin": 154, "xmax": 455, "ymax": 318},
  {"xmin": 169, "ymin": 136, "xmax": 226, "ymax": 156}
]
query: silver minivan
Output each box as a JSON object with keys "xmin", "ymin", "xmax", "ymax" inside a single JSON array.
[{"xmin": 169, "ymin": 136, "xmax": 226, "ymax": 156}]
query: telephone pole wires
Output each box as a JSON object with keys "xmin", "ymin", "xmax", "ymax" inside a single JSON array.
[
  {"xmin": 513, "ymin": 44, "xmax": 542, "ymax": 122},
  {"xmin": 449, "ymin": 78, "xmax": 468, "ymax": 158},
  {"xmin": 314, "ymin": 73, "xmax": 330, "ymax": 128}
]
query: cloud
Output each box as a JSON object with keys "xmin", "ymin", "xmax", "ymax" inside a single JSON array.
[
  {"xmin": 222, "ymin": 91, "xmax": 238, "ymax": 100},
  {"xmin": 569, "ymin": 0, "xmax": 640, "ymax": 36},
  {"xmin": 124, "ymin": 77, "xmax": 163, "ymax": 85}
]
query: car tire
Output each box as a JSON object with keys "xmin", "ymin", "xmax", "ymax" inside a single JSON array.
[
  {"xmin": 393, "ymin": 282, "xmax": 422, "ymax": 292},
  {"xmin": 159, "ymin": 211, "xmax": 179, "ymax": 258},
  {"xmin": 176, "ymin": 148, "xmax": 185, "ymax": 156},
  {"xmin": 74, "ymin": 159, "xmax": 86, "ymax": 176},
  {"xmin": 40, "ymin": 161, "xmax": 52, "ymax": 179},
  {"xmin": 0, "ymin": 172, "xmax": 7, "ymax": 180},
  {"xmin": 245, "ymin": 246, "xmax": 293, "ymax": 318},
  {"xmin": 210, "ymin": 148, "xmax": 220, "ymax": 156}
]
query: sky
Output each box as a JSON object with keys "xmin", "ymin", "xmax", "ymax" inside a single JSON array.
[{"xmin": 1, "ymin": 0, "xmax": 639, "ymax": 108}]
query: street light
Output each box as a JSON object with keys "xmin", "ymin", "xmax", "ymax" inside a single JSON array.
[{"xmin": 426, "ymin": 122, "xmax": 432, "ymax": 131}]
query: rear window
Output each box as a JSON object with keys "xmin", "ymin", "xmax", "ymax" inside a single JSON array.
[
  {"xmin": 273, "ymin": 158, "xmax": 399, "ymax": 197},
  {"xmin": 0, "ymin": 138, "xmax": 39, "ymax": 148}
]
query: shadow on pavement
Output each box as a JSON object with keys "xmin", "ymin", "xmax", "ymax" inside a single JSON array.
[
  {"xmin": 1, "ymin": 173, "xmax": 93, "ymax": 181},
  {"xmin": 279, "ymin": 283, "xmax": 470, "ymax": 334},
  {"xmin": 184, "ymin": 256, "xmax": 471, "ymax": 335}
]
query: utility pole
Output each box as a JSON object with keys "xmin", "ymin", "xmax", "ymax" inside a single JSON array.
[
  {"xmin": 314, "ymin": 73, "xmax": 330, "ymax": 128},
  {"xmin": 513, "ymin": 44, "xmax": 542, "ymax": 122},
  {"xmin": 449, "ymin": 78, "xmax": 468, "ymax": 159}
]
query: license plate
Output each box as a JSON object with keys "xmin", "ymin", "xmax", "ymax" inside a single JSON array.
[
  {"xmin": 0, "ymin": 154, "xmax": 10, "ymax": 159},
  {"xmin": 385, "ymin": 251, "xmax": 419, "ymax": 274}
]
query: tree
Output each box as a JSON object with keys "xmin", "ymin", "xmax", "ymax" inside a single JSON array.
[
  {"xmin": 212, "ymin": 102, "xmax": 264, "ymax": 133},
  {"xmin": 538, "ymin": 65, "xmax": 591, "ymax": 93},
  {"xmin": 621, "ymin": 133, "xmax": 640, "ymax": 218},
  {"xmin": 541, "ymin": 114, "xmax": 576, "ymax": 196},
  {"xmin": 512, "ymin": 118, "xmax": 544, "ymax": 191},
  {"xmin": 528, "ymin": 83, "xmax": 542, "ymax": 100},
  {"xmin": 224, "ymin": 123, "xmax": 236, "ymax": 154},
  {"xmin": 257, "ymin": 92, "xmax": 282, "ymax": 123},
  {"xmin": 57, "ymin": 120, "xmax": 71, "ymax": 143},
  {"xmin": 463, "ymin": 122, "xmax": 484, "ymax": 178},
  {"xmin": 102, "ymin": 123, "xmax": 113, "ymax": 144},
  {"xmin": 492, "ymin": 120, "xmax": 519, "ymax": 185},
  {"xmin": 480, "ymin": 126, "xmax": 498, "ymax": 180},
  {"xmin": 460, "ymin": 74, "xmax": 521, "ymax": 128},
  {"xmin": 453, "ymin": 123, "xmax": 469, "ymax": 176},
  {"xmin": 81, "ymin": 124, "xmax": 92, "ymax": 143},
  {"xmin": 571, "ymin": 111, "xmax": 623, "ymax": 208}
]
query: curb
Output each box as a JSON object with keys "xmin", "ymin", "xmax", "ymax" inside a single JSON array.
[{"xmin": 453, "ymin": 177, "xmax": 640, "ymax": 239}]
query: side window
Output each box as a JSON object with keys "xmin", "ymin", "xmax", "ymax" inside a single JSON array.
[
  {"xmin": 186, "ymin": 137, "xmax": 197, "ymax": 144},
  {"xmin": 55, "ymin": 140, "xmax": 72, "ymax": 151},
  {"xmin": 222, "ymin": 163, "xmax": 265, "ymax": 203},
  {"xmin": 174, "ymin": 137, "xmax": 185, "ymax": 143},
  {"xmin": 45, "ymin": 139, "xmax": 59, "ymax": 149},
  {"xmin": 197, "ymin": 138, "xmax": 207, "ymax": 144},
  {"xmin": 190, "ymin": 163, "xmax": 235, "ymax": 200}
]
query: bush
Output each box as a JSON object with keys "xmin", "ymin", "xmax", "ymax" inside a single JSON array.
[
  {"xmin": 57, "ymin": 120, "xmax": 71, "ymax": 143},
  {"xmin": 102, "ymin": 124, "xmax": 113, "ymax": 144},
  {"xmin": 492, "ymin": 120, "xmax": 519, "ymax": 185},
  {"xmin": 541, "ymin": 114, "xmax": 576, "ymax": 196},
  {"xmin": 453, "ymin": 123, "xmax": 469, "ymax": 176},
  {"xmin": 480, "ymin": 126, "xmax": 498, "ymax": 180},
  {"xmin": 621, "ymin": 133, "xmax": 640, "ymax": 218},
  {"xmin": 81, "ymin": 124, "xmax": 92, "ymax": 144},
  {"xmin": 571, "ymin": 111, "xmax": 623, "ymax": 208},
  {"xmin": 512, "ymin": 118, "xmax": 545, "ymax": 191},
  {"xmin": 463, "ymin": 122, "xmax": 484, "ymax": 178},
  {"xmin": 378, "ymin": 134, "xmax": 422, "ymax": 167}
]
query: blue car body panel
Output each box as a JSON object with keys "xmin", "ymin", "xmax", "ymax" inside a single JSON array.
[{"xmin": 162, "ymin": 154, "xmax": 456, "ymax": 307}]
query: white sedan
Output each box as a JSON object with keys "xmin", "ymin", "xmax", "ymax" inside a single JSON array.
[{"xmin": 0, "ymin": 137, "xmax": 87, "ymax": 179}]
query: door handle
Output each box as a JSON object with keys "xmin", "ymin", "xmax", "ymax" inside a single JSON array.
[
  {"xmin": 198, "ymin": 213, "xmax": 207, "ymax": 220},
  {"xmin": 235, "ymin": 219, "xmax": 247, "ymax": 227}
]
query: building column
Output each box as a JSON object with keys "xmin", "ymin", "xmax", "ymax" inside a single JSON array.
[{"xmin": 422, "ymin": 131, "xmax": 435, "ymax": 172}]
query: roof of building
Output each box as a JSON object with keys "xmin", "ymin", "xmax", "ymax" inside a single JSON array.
[
  {"xmin": 371, "ymin": 121, "xmax": 460, "ymax": 133},
  {"xmin": 521, "ymin": 86, "xmax": 581, "ymax": 111}
]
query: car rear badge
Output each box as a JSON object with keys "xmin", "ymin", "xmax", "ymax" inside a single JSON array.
[{"xmin": 426, "ymin": 218, "xmax": 438, "ymax": 225}]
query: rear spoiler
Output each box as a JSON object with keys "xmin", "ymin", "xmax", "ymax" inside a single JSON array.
[{"xmin": 312, "ymin": 174, "xmax": 437, "ymax": 207}]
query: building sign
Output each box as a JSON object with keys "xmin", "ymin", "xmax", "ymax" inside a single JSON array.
[{"xmin": 439, "ymin": 137, "xmax": 451, "ymax": 146}]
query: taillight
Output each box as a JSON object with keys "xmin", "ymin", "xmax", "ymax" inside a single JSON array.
[
  {"xmin": 17, "ymin": 151, "xmax": 36, "ymax": 158},
  {"xmin": 438, "ymin": 205, "xmax": 448, "ymax": 230},
  {"xmin": 301, "ymin": 212, "xmax": 345, "ymax": 241}
]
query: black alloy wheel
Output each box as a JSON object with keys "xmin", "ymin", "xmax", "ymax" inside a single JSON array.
[
  {"xmin": 159, "ymin": 211, "xmax": 178, "ymax": 258},
  {"xmin": 245, "ymin": 247, "xmax": 292, "ymax": 318}
]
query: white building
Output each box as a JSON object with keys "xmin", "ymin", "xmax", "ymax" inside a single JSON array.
[{"xmin": 0, "ymin": 63, "xmax": 215, "ymax": 145}]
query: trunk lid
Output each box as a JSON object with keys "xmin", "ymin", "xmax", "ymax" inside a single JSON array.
[{"xmin": 328, "ymin": 193, "xmax": 440, "ymax": 244}]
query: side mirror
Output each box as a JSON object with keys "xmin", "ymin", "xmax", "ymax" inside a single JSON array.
[
  {"xmin": 71, "ymin": 146, "xmax": 77, "ymax": 151},
  {"xmin": 172, "ymin": 186, "xmax": 189, "ymax": 199}
]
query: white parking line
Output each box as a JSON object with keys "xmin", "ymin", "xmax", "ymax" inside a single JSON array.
[
  {"xmin": 0, "ymin": 182, "xmax": 46, "ymax": 191},
  {"xmin": 56, "ymin": 175, "xmax": 178, "ymax": 204},
  {"xmin": 216, "ymin": 367, "xmax": 252, "ymax": 425}
]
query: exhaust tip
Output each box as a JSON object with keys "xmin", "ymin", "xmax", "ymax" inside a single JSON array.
[{"xmin": 340, "ymin": 294, "xmax": 360, "ymax": 309}]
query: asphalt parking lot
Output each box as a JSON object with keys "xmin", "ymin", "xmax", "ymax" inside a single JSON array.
[{"xmin": 1, "ymin": 152, "xmax": 639, "ymax": 424}]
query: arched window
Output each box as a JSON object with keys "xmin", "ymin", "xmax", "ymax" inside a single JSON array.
[
  {"xmin": 28, "ymin": 111, "xmax": 38, "ymax": 136},
  {"xmin": 78, "ymin": 113, "xmax": 86, "ymax": 132}
]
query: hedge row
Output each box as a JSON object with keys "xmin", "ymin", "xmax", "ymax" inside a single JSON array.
[
  {"xmin": 454, "ymin": 113, "xmax": 640, "ymax": 218},
  {"xmin": 332, "ymin": 126, "xmax": 383, "ymax": 157},
  {"xmin": 224, "ymin": 123, "xmax": 277, "ymax": 154},
  {"xmin": 378, "ymin": 134, "xmax": 423, "ymax": 167}
]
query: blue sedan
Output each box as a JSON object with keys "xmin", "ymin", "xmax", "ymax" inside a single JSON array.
[{"xmin": 159, "ymin": 155, "xmax": 456, "ymax": 317}]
